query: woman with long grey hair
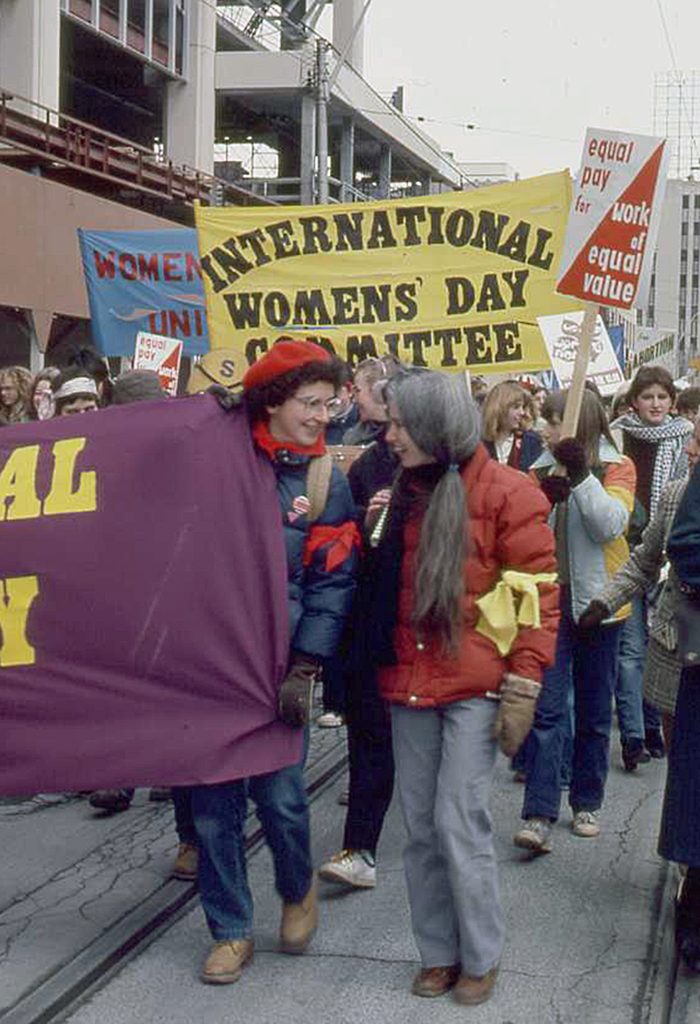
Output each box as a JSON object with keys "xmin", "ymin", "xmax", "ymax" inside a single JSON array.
[{"xmin": 367, "ymin": 370, "xmax": 559, "ymax": 1006}]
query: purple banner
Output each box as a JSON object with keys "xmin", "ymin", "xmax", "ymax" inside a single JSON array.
[{"xmin": 0, "ymin": 397, "xmax": 297, "ymax": 795}]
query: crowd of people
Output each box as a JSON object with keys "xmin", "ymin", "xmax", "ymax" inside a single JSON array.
[{"xmin": 2, "ymin": 343, "xmax": 700, "ymax": 1003}]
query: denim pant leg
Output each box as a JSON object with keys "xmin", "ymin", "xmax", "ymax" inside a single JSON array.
[
  {"xmin": 569, "ymin": 623, "xmax": 621, "ymax": 813},
  {"xmin": 172, "ymin": 786, "xmax": 196, "ymax": 845},
  {"xmin": 249, "ymin": 761, "xmax": 313, "ymax": 905},
  {"xmin": 522, "ymin": 604, "xmax": 574, "ymax": 822},
  {"xmin": 190, "ymin": 780, "xmax": 252, "ymax": 940},
  {"xmin": 615, "ymin": 596, "xmax": 646, "ymax": 741}
]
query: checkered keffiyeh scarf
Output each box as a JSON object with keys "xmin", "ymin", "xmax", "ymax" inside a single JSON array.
[{"xmin": 611, "ymin": 413, "xmax": 693, "ymax": 517}]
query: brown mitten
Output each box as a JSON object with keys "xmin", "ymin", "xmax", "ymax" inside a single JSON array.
[
  {"xmin": 493, "ymin": 673, "xmax": 541, "ymax": 757},
  {"xmin": 278, "ymin": 652, "xmax": 320, "ymax": 727}
]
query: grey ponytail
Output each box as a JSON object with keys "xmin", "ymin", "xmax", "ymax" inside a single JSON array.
[{"xmin": 390, "ymin": 372, "xmax": 481, "ymax": 653}]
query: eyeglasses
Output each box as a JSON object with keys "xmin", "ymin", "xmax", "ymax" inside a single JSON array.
[{"xmin": 292, "ymin": 395, "xmax": 343, "ymax": 415}]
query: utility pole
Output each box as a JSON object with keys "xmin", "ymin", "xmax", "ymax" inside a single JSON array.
[
  {"xmin": 314, "ymin": 0, "xmax": 375, "ymax": 204},
  {"xmin": 315, "ymin": 38, "xmax": 329, "ymax": 204}
]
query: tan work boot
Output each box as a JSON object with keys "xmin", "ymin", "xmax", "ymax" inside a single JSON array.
[
  {"xmin": 171, "ymin": 842, "xmax": 198, "ymax": 881},
  {"xmin": 279, "ymin": 878, "xmax": 318, "ymax": 954},
  {"xmin": 453, "ymin": 966, "xmax": 499, "ymax": 1006},
  {"xmin": 200, "ymin": 939, "xmax": 253, "ymax": 985}
]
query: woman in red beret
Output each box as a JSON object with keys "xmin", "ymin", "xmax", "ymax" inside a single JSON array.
[{"xmin": 192, "ymin": 339, "xmax": 360, "ymax": 986}]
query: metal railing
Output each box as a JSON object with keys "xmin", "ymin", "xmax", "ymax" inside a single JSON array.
[
  {"xmin": 244, "ymin": 173, "xmax": 372, "ymax": 204},
  {"xmin": 0, "ymin": 89, "xmax": 275, "ymax": 208}
]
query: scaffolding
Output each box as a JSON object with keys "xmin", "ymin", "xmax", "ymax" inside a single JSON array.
[{"xmin": 653, "ymin": 70, "xmax": 700, "ymax": 178}]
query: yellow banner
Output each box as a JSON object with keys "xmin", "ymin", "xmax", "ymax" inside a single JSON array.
[{"xmin": 195, "ymin": 172, "xmax": 581, "ymax": 377}]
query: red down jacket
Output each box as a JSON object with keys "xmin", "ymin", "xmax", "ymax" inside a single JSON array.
[{"xmin": 379, "ymin": 444, "xmax": 559, "ymax": 708}]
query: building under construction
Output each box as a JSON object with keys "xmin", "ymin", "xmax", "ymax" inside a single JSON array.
[{"xmin": 0, "ymin": 0, "xmax": 461, "ymax": 367}]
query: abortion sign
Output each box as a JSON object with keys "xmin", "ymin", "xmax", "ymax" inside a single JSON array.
[{"xmin": 556, "ymin": 130, "xmax": 668, "ymax": 310}]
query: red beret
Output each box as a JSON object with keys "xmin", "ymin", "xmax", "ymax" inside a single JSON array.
[{"xmin": 242, "ymin": 339, "xmax": 332, "ymax": 391}]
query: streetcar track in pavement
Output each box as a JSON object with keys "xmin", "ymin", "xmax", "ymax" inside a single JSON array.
[{"xmin": 0, "ymin": 742, "xmax": 348, "ymax": 1024}]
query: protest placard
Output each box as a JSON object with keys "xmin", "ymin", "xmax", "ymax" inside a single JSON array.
[
  {"xmin": 554, "ymin": 129, "xmax": 668, "ymax": 434},
  {"xmin": 556, "ymin": 129, "xmax": 668, "ymax": 310},
  {"xmin": 626, "ymin": 325, "xmax": 677, "ymax": 376},
  {"xmin": 77, "ymin": 228, "xmax": 209, "ymax": 357},
  {"xmin": 538, "ymin": 310, "xmax": 626, "ymax": 396},
  {"xmin": 134, "ymin": 331, "xmax": 183, "ymax": 396},
  {"xmin": 194, "ymin": 172, "xmax": 580, "ymax": 376}
]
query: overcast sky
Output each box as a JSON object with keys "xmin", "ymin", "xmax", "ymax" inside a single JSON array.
[{"xmin": 359, "ymin": 0, "xmax": 700, "ymax": 180}]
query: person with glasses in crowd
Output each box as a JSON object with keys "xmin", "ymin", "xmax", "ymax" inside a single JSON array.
[
  {"xmin": 344, "ymin": 354, "xmax": 402, "ymax": 445},
  {"xmin": 192, "ymin": 340, "xmax": 359, "ymax": 987}
]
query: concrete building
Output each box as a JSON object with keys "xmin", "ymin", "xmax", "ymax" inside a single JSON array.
[
  {"xmin": 0, "ymin": 0, "xmax": 462, "ymax": 366},
  {"xmin": 459, "ymin": 162, "xmax": 518, "ymax": 189},
  {"xmin": 645, "ymin": 178, "xmax": 700, "ymax": 375}
]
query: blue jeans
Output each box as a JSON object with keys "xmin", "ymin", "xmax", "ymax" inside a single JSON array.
[
  {"xmin": 190, "ymin": 756, "xmax": 312, "ymax": 941},
  {"xmin": 615, "ymin": 595, "xmax": 661, "ymax": 738},
  {"xmin": 522, "ymin": 591, "xmax": 621, "ymax": 821}
]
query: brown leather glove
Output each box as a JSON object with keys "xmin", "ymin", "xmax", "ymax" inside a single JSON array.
[
  {"xmin": 578, "ymin": 599, "xmax": 610, "ymax": 635},
  {"xmin": 493, "ymin": 673, "xmax": 542, "ymax": 757},
  {"xmin": 278, "ymin": 652, "xmax": 320, "ymax": 727}
]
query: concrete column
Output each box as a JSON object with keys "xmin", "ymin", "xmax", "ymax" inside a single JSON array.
[
  {"xmin": 300, "ymin": 93, "xmax": 316, "ymax": 205},
  {"xmin": 332, "ymin": 0, "xmax": 365, "ymax": 75},
  {"xmin": 0, "ymin": 0, "xmax": 61, "ymax": 112},
  {"xmin": 281, "ymin": 0, "xmax": 306, "ymax": 50},
  {"xmin": 378, "ymin": 144, "xmax": 392, "ymax": 199},
  {"xmin": 339, "ymin": 117, "xmax": 355, "ymax": 201},
  {"xmin": 164, "ymin": 0, "xmax": 215, "ymax": 174},
  {"xmin": 27, "ymin": 310, "xmax": 52, "ymax": 362}
]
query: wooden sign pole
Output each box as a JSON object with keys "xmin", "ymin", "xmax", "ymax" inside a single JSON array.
[{"xmin": 560, "ymin": 303, "xmax": 599, "ymax": 438}]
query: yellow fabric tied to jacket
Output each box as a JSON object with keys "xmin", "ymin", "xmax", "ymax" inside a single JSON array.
[{"xmin": 475, "ymin": 571, "xmax": 558, "ymax": 657}]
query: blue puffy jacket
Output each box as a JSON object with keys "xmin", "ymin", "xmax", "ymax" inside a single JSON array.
[{"xmin": 269, "ymin": 448, "xmax": 358, "ymax": 660}]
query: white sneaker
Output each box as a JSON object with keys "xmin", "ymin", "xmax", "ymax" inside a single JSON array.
[
  {"xmin": 572, "ymin": 810, "xmax": 600, "ymax": 838},
  {"xmin": 316, "ymin": 711, "xmax": 345, "ymax": 728},
  {"xmin": 319, "ymin": 849, "xmax": 376, "ymax": 888},
  {"xmin": 513, "ymin": 817, "xmax": 553, "ymax": 853}
]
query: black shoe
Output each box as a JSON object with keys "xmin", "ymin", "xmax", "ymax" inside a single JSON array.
[
  {"xmin": 645, "ymin": 729, "xmax": 666, "ymax": 759},
  {"xmin": 680, "ymin": 930, "xmax": 700, "ymax": 973},
  {"xmin": 677, "ymin": 872, "xmax": 700, "ymax": 972},
  {"xmin": 621, "ymin": 738, "xmax": 651, "ymax": 772},
  {"xmin": 88, "ymin": 789, "xmax": 133, "ymax": 813}
]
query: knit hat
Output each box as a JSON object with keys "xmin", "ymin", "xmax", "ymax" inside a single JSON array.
[
  {"xmin": 112, "ymin": 369, "xmax": 167, "ymax": 405},
  {"xmin": 242, "ymin": 340, "xmax": 331, "ymax": 392}
]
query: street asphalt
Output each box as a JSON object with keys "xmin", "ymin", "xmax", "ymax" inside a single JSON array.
[{"xmin": 31, "ymin": 731, "xmax": 691, "ymax": 1024}]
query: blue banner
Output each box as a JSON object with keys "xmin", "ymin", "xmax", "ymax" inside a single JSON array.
[
  {"xmin": 607, "ymin": 324, "xmax": 625, "ymax": 372},
  {"xmin": 77, "ymin": 228, "xmax": 209, "ymax": 357}
]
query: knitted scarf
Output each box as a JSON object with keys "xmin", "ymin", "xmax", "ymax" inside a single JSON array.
[
  {"xmin": 251, "ymin": 419, "xmax": 325, "ymax": 459},
  {"xmin": 611, "ymin": 413, "xmax": 692, "ymax": 517}
]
